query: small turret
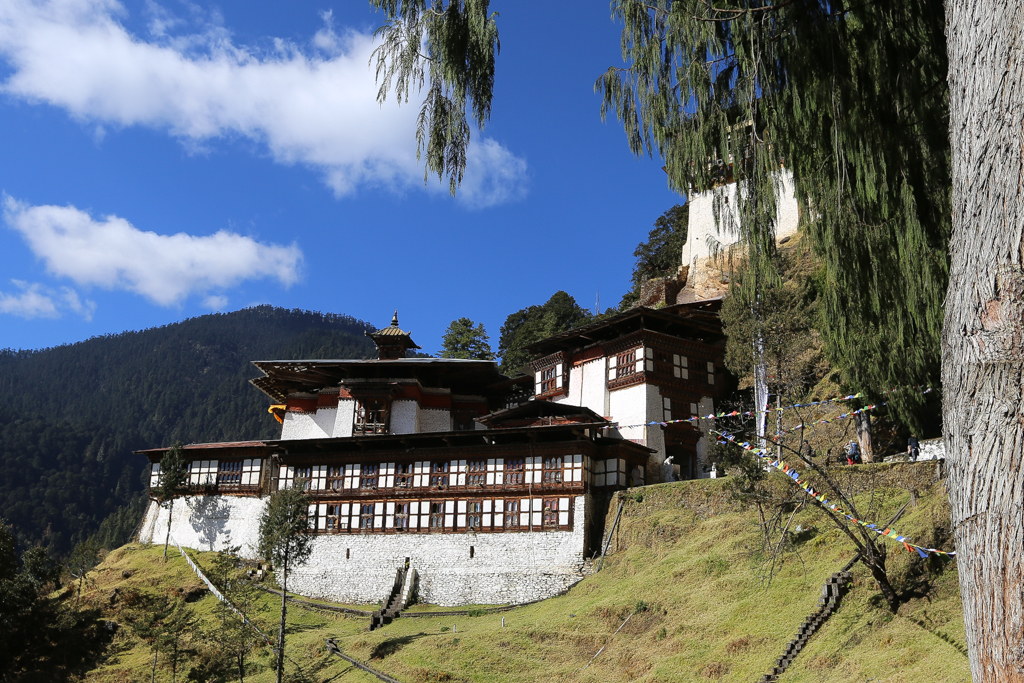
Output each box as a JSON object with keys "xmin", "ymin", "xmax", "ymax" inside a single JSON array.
[{"xmin": 366, "ymin": 311, "xmax": 421, "ymax": 360}]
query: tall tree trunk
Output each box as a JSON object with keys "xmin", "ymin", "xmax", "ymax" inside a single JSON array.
[
  {"xmin": 854, "ymin": 412, "xmax": 874, "ymax": 463},
  {"xmin": 276, "ymin": 559, "xmax": 287, "ymax": 683},
  {"xmin": 151, "ymin": 648, "xmax": 158, "ymax": 683},
  {"xmin": 945, "ymin": 2, "xmax": 1024, "ymax": 680},
  {"xmin": 163, "ymin": 499, "xmax": 174, "ymax": 561}
]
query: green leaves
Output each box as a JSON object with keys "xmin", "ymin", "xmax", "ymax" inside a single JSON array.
[
  {"xmin": 440, "ymin": 317, "xmax": 495, "ymax": 360},
  {"xmin": 153, "ymin": 442, "xmax": 189, "ymax": 505},
  {"xmin": 371, "ymin": 0, "xmax": 500, "ymax": 195},
  {"xmin": 497, "ymin": 292, "xmax": 592, "ymax": 375},
  {"xmin": 257, "ymin": 484, "xmax": 313, "ymax": 571}
]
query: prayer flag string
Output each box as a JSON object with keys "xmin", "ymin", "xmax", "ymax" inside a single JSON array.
[
  {"xmin": 601, "ymin": 387, "xmax": 932, "ymax": 432},
  {"xmin": 709, "ymin": 432, "xmax": 955, "ymax": 558}
]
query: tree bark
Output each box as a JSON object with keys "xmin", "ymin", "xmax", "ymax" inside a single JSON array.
[
  {"xmin": 854, "ymin": 412, "xmax": 874, "ymax": 463},
  {"xmin": 945, "ymin": 2, "xmax": 1024, "ymax": 680},
  {"xmin": 163, "ymin": 499, "xmax": 173, "ymax": 561},
  {"xmin": 276, "ymin": 558, "xmax": 287, "ymax": 683}
]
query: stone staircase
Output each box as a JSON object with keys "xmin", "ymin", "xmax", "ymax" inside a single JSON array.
[
  {"xmin": 756, "ymin": 570, "xmax": 852, "ymax": 682},
  {"xmin": 369, "ymin": 565, "xmax": 417, "ymax": 631}
]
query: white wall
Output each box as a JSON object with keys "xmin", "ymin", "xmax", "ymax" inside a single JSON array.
[
  {"xmin": 420, "ymin": 408, "xmax": 451, "ymax": 433},
  {"xmin": 139, "ymin": 496, "xmax": 265, "ymax": 555},
  {"xmin": 391, "ymin": 399, "xmax": 419, "ymax": 434},
  {"xmin": 332, "ymin": 399, "xmax": 355, "ymax": 438},
  {"xmin": 281, "ymin": 411, "xmax": 334, "ymax": 440},
  {"xmin": 609, "ymin": 382, "xmax": 650, "ymax": 452},
  {"xmin": 555, "ymin": 358, "xmax": 608, "ymax": 418},
  {"xmin": 288, "ymin": 495, "xmax": 588, "ymax": 606},
  {"xmin": 139, "ymin": 495, "xmax": 589, "ymax": 606},
  {"xmin": 683, "ymin": 169, "xmax": 800, "ymax": 267}
]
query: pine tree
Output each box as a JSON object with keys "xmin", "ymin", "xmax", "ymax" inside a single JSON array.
[
  {"xmin": 620, "ymin": 204, "xmax": 689, "ymax": 309},
  {"xmin": 440, "ymin": 318, "xmax": 495, "ymax": 360},
  {"xmin": 152, "ymin": 443, "xmax": 189, "ymax": 561},
  {"xmin": 258, "ymin": 483, "xmax": 313, "ymax": 683}
]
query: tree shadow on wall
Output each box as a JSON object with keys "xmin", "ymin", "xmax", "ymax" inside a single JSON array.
[
  {"xmin": 187, "ymin": 495, "xmax": 230, "ymax": 551},
  {"xmin": 370, "ymin": 632, "xmax": 437, "ymax": 660}
]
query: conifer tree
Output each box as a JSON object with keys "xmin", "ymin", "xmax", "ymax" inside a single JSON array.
[
  {"xmin": 258, "ymin": 482, "xmax": 313, "ymax": 683},
  {"xmin": 440, "ymin": 318, "xmax": 495, "ymax": 360},
  {"xmin": 152, "ymin": 443, "xmax": 190, "ymax": 561}
]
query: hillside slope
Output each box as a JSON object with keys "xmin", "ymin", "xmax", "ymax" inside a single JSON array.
[
  {"xmin": 0, "ymin": 306, "xmax": 377, "ymax": 554},
  {"xmin": 76, "ymin": 469, "xmax": 966, "ymax": 682}
]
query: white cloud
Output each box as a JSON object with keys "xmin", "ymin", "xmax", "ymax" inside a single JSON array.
[
  {"xmin": 0, "ymin": 279, "xmax": 95, "ymax": 319},
  {"xmin": 0, "ymin": 0, "xmax": 527, "ymax": 207},
  {"xmin": 202, "ymin": 294, "xmax": 228, "ymax": 310},
  {"xmin": 3, "ymin": 196, "xmax": 303, "ymax": 306}
]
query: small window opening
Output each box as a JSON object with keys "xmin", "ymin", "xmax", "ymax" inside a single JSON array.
[
  {"xmin": 469, "ymin": 546, "xmax": 475, "ymax": 559},
  {"xmin": 346, "ymin": 548, "xmax": 350, "ymax": 560}
]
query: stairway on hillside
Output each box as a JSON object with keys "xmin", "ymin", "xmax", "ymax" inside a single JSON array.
[
  {"xmin": 757, "ymin": 570, "xmax": 852, "ymax": 682},
  {"xmin": 369, "ymin": 564, "xmax": 417, "ymax": 631}
]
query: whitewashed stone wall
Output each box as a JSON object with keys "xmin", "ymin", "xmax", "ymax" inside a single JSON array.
[
  {"xmin": 288, "ymin": 495, "xmax": 588, "ymax": 606},
  {"xmin": 281, "ymin": 411, "xmax": 334, "ymax": 440},
  {"xmin": 333, "ymin": 399, "xmax": 355, "ymax": 438},
  {"xmin": 609, "ymin": 383, "xmax": 649, "ymax": 448},
  {"xmin": 139, "ymin": 496, "xmax": 266, "ymax": 555},
  {"xmin": 139, "ymin": 494, "xmax": 589, "ymax": 607},
  {"xmin": 391, "ymin": 400, "xmax": 418, "ymax": 434},
  {"xmin": 556, "ymin": 357, "xmax": 609, "ymax": 418},
  {"xmin": 684, "ymin": 169, "xmax": 800, "ymax": 267},
  {"xmin": 420, "ymin": 408, "xmax": 451, "ymax": 433}
]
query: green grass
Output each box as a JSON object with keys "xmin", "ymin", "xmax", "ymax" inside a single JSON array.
[{"xmin": 78, "ymin": 475, "xmax": 968, "ymax": 683}]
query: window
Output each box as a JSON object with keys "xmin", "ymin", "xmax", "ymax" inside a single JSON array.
[
  {"xmin": 325, "ymin": 504, "xmax": 342, "ymax": 532},
  {"xmin": 467, "ymin": 460, "xmax": 486, "ymax": 486},
  {"xmin": 393, "ymin": 503, "xmax": 410, "ymax": 531},
  {"xmin": 430, "ymin": 461, "xmax": 450, "ymax": 487},
  {"xmin": 674, "ymin": 354, "xmax": 689, "ymax": 379},
  {"xmin": 353, "ymin": 398, "xmax": 390, "ymax": 435},
  {"xmin": 663, "ymin": 396, "xmax": 673, "ymax": 422},
  {"xmin": 429, "ymin": 502, "xmax": 445, "ymax": 529},
  {"xmin": 326, "ymin": 466, "xmax": 344, "ymax": 491},
  {"xmin": 359, "ymin": 504, "xmax": 375, "ymax": 530},
  {"xmin": 707, "ymin": 361, "xmax": 716, "ymax": 385},
  {"xmin": 504, "ymin": 500, "xmax": 520, "ymax": 529},
  {"xmin": 189, "ymin": 460, "xmax": 218, "ymax": 486},
  {"xmin": 504, "ymin": 458, "xmax": 524, "ymax": 485},
  {"xmin": 542, "ymin": 457, "xmax": 563, "ymax": 484},
  {"xmin": 395, "ymin": 462, "xmax": 413, "ymax": 488},
  {"xmin": 616, "ymin": 350, "xmax": 637, "ymax": 378},
  {"xmin": 294, "ymin": 466, "xmax": 313, "ymax": 490},
  {"xmin": 360, "ymin": 463, "xmax": 379, "ymax": 489},
  {"xmin": 540, "ymin": 366, "xmax": 557, "ymax": 393},
  {"xmin": 542, "ymin": 499, "xmax": 559, "ymax": 528},
  {"xmin": 466, "ymin": 501, "xmax": 482, "ymax": 529}
]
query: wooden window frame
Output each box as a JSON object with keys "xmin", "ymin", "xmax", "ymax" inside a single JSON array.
[
  {"xmin": 393, "ymin": 502, "xmax": 410, "ymax": 531},
  {"xmin": 395, "ymin": 462, "xmax": 413, "ymax": 488},
  {"xmin": 504, "ymin": 458, "xmax": 525, "ymax": 485},
  {"xmin": 353, "ymin": 398, "xmax": 390, "ymax": 435},
  {"xmin": 430, "ymin": 461, "xmax": 450, "ymax": 487},
  {"xmin": 358, "ymin": 504, "xmax": 374, "ymax": 530},
  {"xmin": 359, "ymin": 463, "xmax": 380, "ymax": 489},
  {"xmin": 504, "ymin": 500, "xmax": 520, "ymax": 529},
  {"xmin": 429, "ymin": 502, "xmax": 445, "ymax": 529},
  {"xmin": 542, "ymin": 456, "xmax": 563, "ymax": 484},
  {"xmin": 466, "ymin": 460, "xmax": 486, "ymax": 486},
  {"xmin": 616, "ymin": 349, "xmax": 637, "ymax": 378},
  {"xmin": 542, "ymin": 498, "xmax": 560, "ymax": 528},
  {"xmin": 466, "ymin": 500, "xmax": 483, "ymax": 530}
]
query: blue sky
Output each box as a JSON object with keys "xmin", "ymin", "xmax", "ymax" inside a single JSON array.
[{"xmin": 0, "ymin": 0, "xmax": 683, "ymax": 355}]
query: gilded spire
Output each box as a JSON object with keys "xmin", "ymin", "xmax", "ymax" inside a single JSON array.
[{"xmin": 391, "ymin": 310, "xmax": 399, "ymax": 327}]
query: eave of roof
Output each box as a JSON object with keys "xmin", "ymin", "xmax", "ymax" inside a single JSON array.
[{"xmin": 525, "ymin": 300, "xmax": 725, "ymax": 356}]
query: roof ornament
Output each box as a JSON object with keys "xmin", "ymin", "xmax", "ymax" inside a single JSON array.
[{"xmin": 391, "ymin": 310, "xmax": 400, "ymax": 327}]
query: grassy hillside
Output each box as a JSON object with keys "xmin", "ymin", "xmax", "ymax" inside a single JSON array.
[
  {"xmin": 0, "ymin": 306, "xmax": 377, "ymax": 555},
  {"xmin": 75, "ymin": 471, "xmax": 966, "ymax": 682}
]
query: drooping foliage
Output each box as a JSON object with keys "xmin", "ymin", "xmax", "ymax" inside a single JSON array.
[
  {"xmin": 497, "ymin": 292, "xmax": 593, "ymax": 374},
  {"xmin": 440, "ymin": 317, "xmax": 495, "ymax": 360},
  {"xmin": 620, "ymin": 203, "xmax": 689, "ymax": 309},
  {"xmin": 596, "ymin": 0, "xmax": 950, "ymax": 428},
  {"xmin": 371, "ymin": 0, "xmax": 500, "ymax": 194}
]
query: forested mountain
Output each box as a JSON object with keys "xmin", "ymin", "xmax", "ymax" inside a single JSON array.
[{"xmin": 0, "ymin": 306, "xmax": 377, "ymax": 555}]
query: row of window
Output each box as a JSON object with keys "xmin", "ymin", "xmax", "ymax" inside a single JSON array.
[
  {"xmin": 149, "ymin": 459, "xmax": 263, "ymax": 488},
  {"xmin": 535, "ymin": 349, "xmax": 715, "ymax": 398},
  {"xmin": 279, "ymin": 455, "xmax": 587, "ymax": 491},
  {"xmin": 306, "ymin": 496, "xmax": 575, "ymax": 533}
]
